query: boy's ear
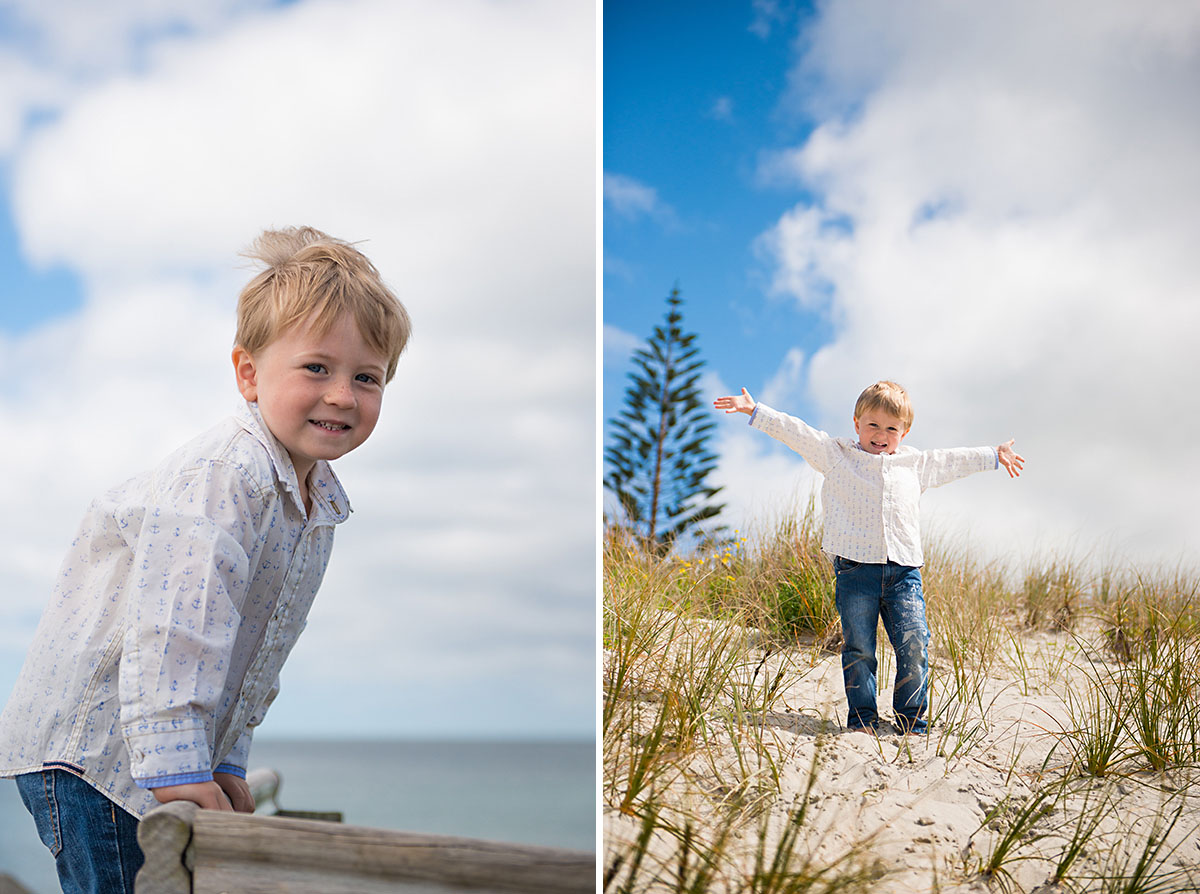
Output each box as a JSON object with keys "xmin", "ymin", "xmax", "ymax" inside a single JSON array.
[{"xmin": 232, "ymin": 346, "xmax": 259, "ymax": 402}]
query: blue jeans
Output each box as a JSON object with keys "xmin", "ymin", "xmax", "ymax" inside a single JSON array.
[
  {"xmin": 833, "ymin": 557, "xmax": 930, "ymax": 733},
  {"xmin": 15, "ymin": 770, "xmax": 143, "ymax": 894}
]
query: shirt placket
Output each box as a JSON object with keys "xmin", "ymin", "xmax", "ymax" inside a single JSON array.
[{"xmin": 880, "ymin": 459, "xmax": 897, "ymax": 561}]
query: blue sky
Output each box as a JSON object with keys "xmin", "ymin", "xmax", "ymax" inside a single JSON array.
[
  {"xmin": 0, "ymin": 0, "xmax": 594, "ymax": 741},
  {"xmin": 605, "ymin": 1, "xmax": 1200, "ymax": 570},
  {"xmin": 0, "ymin": 186, "xmax": 82, "ymax": 330},
  {"xmin": 604, "ymin": 0, "xmax": 831, "ymax": 430}
]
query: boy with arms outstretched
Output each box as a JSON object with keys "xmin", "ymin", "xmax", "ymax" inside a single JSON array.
[
  {"xmin": 714, "ymin": 382, "xmax": 1022, "ymax": 734},
  {"xmin": 0, "ymin": 227, "xmax": 411, "ymax": 894}
]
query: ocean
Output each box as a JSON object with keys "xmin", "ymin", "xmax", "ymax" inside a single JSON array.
[{"xmin": 0, "ymin": 738, "xmax": 595, "ymax": 894}]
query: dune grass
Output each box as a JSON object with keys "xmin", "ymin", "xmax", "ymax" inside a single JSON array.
[{"xmin": 603, "ymin": 507, "xmax": 1200, "ymax": 893}]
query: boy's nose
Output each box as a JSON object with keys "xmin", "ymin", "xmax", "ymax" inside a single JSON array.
[{"xmin": 325, "ymin": 379, "xmax": 356, "ymax": 408}]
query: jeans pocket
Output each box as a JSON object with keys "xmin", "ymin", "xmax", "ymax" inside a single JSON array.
[
  {"xmin": 15, "ymin": 772, "xmax": 63, "ymax": 858},
  {"xmin": 834, "ymin": 556, "xmax": 861, "ymax": 574}
]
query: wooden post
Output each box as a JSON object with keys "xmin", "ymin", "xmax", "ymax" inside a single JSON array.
[
  {"xmin": 137, "ymin": 805, "xmax": 595, "ymax": 894},
  {"xmin": 135, "ymin": 801, "xmax": 198, "ymax": 894}
]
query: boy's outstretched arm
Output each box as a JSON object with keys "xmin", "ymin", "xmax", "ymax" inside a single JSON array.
[
  {"xmin": 998, "ymin": 439, "xmax": 1025, "ymax": 478},
  {"xmin": 713, "ymin": 388, "xmax": 756, "ymax": 415}
]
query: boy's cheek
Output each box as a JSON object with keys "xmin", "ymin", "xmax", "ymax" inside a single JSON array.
[{"xmin": 356, "ymin": 403, "xmax": 385, "ymax": 447}]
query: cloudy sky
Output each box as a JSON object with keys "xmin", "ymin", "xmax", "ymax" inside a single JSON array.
[
  {"xmin": 0, "ymin": 0, "xmax": 596, "ymax": 740},
  {"xmin": 605, "ymin": 0, "xmax": 1200, "ymax": 573}
]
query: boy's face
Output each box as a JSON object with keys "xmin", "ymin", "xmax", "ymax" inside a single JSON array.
[
  {"xmin": 232, "ymin": 311, "xmax": 389, "ymax": 484},
  {"xmin": 854, "ymin": 409, "xmax": 909, "ymax": 455}
]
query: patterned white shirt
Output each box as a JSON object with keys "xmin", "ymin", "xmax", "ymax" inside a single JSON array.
[
  {"xmin": 0, "ymin": 401, "xmax": 350, "ymax": 817},
  {"xmin": 750, "ymin": 404, "xmax": 996, "ymax": 567}
]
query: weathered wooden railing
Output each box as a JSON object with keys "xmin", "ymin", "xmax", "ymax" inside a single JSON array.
[
  {"xmin": 135, "ymin": 798, "xmax": 594, "ymax": 893},
  {"xmin": 0, "ymin": 873, "xmax": 34, "ymax": 894}
]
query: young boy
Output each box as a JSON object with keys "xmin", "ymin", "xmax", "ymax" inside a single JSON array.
[
  {"xmin": 0, "ymin": 226, "xmax": 411, "ymax": 894},
  {"xmin": 714, "ymin": 382, "xmax": 1022, "ymax": 735}
]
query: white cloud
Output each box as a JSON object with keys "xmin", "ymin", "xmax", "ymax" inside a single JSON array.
[
  {"xmin": 748, "ymin": 0, "xmax": 788, "ymax": 41},
  {"xmin": 755, "ymin": 0, "xmax": 1200, "ymax": 570},
  {"xmin": 603, "ymin": 171, "xmax": 675, "ymax": 226},
  {"xmin": 16, "ymin": 0, "xmax": 594, "ymax": 298},
  {"xmin": 0, "ymin": 0, "xmax": 275, "ymax": 76},
  {"xmin": 0, "ymin": 51, "xmax": 65, "ymax": 155},
  {"xmin": 758, "ymin": 347, "xmax": 805, "ymax": 411},
  {"xmin": 0, "ymin": 0, "xmax": 595, "ymax": 738},
  {"xmin": 602, "ymin": 322, "xmax": 639, "ymax": 366},
  {"xmin": 709, "ymin": 95, "xmax": 734, "ymax": 122}
]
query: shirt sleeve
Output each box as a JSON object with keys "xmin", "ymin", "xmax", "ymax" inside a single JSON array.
[
  {"xmin": 118, "ymin": 460, "xmax": 263, "ymax": 789},
  {"xmin": 216, "ymin": 731, "xmax": 252, "ymax": 778},
  {"xmin": 748, "ymin": 404, "xmax": 844, "ymax": 474},
  {"xmin": 215, "ymin": 674, "xmax": 280, "ymax": 777},
  {"xmin": 916, "ymin": 446, "xmax": 998, "ymax": 491}
]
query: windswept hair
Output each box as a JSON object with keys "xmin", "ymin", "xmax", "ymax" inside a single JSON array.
[
  {"xmin": 854, "ymin": 380, "xmax": 914, "ymax": 430},
  {"xmin": 235, "ymin": 226, "xmax": 411, "ymax": 382}
]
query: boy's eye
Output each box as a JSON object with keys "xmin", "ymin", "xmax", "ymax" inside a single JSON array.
[
  {"xmin": 305, "ymin": 363, "xmax": 327, "ymax": 374},
  {"xmin": 355, "ymin": 373, "xmax": 379, "ymax": 385}
]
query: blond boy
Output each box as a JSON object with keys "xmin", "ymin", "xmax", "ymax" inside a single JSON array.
[
  {"xmin": 0, "ymin": 227, "xmax": 411, "ymax": 894},
  {"xmin": 715, "ymin": 382, "xmax": 1022, "ymax": 734}
]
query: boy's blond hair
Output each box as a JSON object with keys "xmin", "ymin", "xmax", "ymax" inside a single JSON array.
[
  {"xmin": 235, "ymin": 226, "xmax": 412, "ymax": 383},
  {"xmin": 854, "ymin": 380, "xmax": 914, "ymax": 430}
]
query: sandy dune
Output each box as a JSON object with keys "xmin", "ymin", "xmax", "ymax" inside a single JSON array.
[{"xmin": 605, "ymin": 623, "xmax": 1200, "ymax": 892}]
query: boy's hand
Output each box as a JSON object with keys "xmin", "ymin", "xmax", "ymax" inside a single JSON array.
[
  {"xmin": 997, "ymin": 439, "xmax": 1024, "ymax": 478},
  {"xmin": 214, "ymin": 771, "xmax": 256, "ymax": 813},
  {"xmin": 151, "ymin": 780, "xmax": 237, "ymax": 812},
  {"xmin": 713, "ymin": 388, "xmax": 756, "ymax": 415}
]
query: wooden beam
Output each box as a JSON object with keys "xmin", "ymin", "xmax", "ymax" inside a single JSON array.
[{"xmin": 137, "ymin": 805, "xmax": 595, "ymax": 894}]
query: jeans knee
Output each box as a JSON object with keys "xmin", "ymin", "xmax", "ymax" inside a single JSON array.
[{"xmin": 896, "ymin": 626, "xmax": 928, "ymax": 665}]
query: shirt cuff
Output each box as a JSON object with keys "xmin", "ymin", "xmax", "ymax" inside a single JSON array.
[
  {"xmin": 748, "ymin": 405, "xmax": 759, "ymax": 425},
  {"xmin": 124, "ymin": 720, "xmax": 214, "ymax": 789},
  {"xmin": 214, "ymin": 763, "xmax": 246, "ymax": 779},
  {"xmin": 136, "ymin": 770, "xmax": 214, "ymax": 790}
]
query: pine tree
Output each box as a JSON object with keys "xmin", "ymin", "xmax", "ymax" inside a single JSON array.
[{"xmin": 605, "ymin": 286, "xmax": 724, "ymax": 552}]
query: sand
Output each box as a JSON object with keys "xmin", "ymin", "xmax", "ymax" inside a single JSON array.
[{"xmin": 604, "ymin": 624, "xmax": 1200, "ymax": 892}]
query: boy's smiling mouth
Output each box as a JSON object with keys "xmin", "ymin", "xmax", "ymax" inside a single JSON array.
[{"xmin": 310, "ymin": 419, "xmax": 351, "ymax": 431}]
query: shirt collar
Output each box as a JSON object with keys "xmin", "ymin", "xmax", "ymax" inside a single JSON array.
[{"xmin": 234, "ymin": 401, "xmax": 352, "ymax": 523}]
